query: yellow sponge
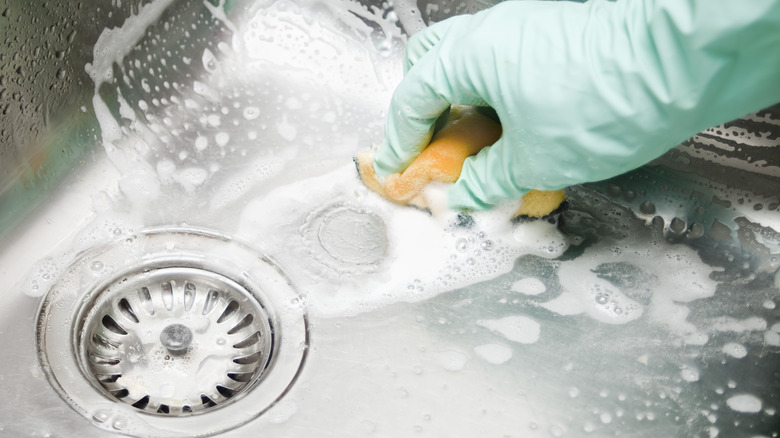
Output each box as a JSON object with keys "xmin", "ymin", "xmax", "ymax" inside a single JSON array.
[{"xmin": 357, "ymin": 106, "xmax": 566, "ymax": 219}]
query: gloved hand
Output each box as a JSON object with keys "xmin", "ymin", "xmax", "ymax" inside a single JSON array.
[{"xmin": 373, "ymin": 0, "xmax": 780, "ymax": 211}]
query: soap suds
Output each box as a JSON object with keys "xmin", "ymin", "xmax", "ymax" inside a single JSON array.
[
  {"xmin": 511, "ymin": 277, "xmax": 547, "ymax": 296},
  {"xmin": 433, "ymin": 350, "xmax": 469, "ymax": 372},
  {"xmin": 726, "ymin": 394, "xmax": 762, "ymax": 413},
  {"xmin": 236, "ymin": 164, "xmax": 568, "ymax": 317},
  {"xmin": 765, "ymin": 323, "xmax": 780, "ymax": 346},
  {"xmin": 476, "ymin": 315, "xmax": 541, "ymax": 344},
  {"xmin": 710, "ymin": 316, "xmax": 767, "ymax": 333},
  {"xmin": 722, "ymin": 342, "xmax": 747, "ymax": 359},
  {"xmin": 540, "ymin": 228, "xmax": 719, "ymax": 331},
  {"xmin": 683, "ymin": 332, "xmax": 710, "ymax": 346},
  {"xmin": 542, "ymin": 268, "xmax": 643, "ymax": 325},
  {"xmin": 20, "ymin": 0, "xmax": 778, "ymax": 435},
  {"xmin": 473, "ymin": 343, "xmax": 513, "ymax": 365},
  {"xmin": 680, "ymin": 366, "xmax": 700, "ymax": 382}
]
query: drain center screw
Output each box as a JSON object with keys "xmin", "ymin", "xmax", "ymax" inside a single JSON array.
[{"xmin": 160, "ymin": 324, "xmax": 193, "ymax": 355}]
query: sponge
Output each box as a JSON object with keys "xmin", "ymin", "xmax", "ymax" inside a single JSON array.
[{"xmin": 356, "ymin": 106, "xmax": 566, "ymax": 219}]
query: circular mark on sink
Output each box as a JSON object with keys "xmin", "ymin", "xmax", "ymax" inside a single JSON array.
[
  {"xmin": 318, "ymin": 207, "xmax": 386, "ymax": 265},
  {"xmin": 37, "ymin": 227, "xmax": 309, "ymax": 437},
  {"xmin": 301, "ymin": 202, "xmax": 387, "ymax": 274}
]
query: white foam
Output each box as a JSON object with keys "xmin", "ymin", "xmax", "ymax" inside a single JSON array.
[
  {"xmin": 725, "ymin": 394, "xmax": 762, "ymax": 413},
  {"xmin": 683, "ymin": 332, "xmax": 710, "ymax": 346},
  {"xmin": 235, "ymin": 164, "xmax": 568, "ymax": 317},
  {"xmin": 722, "ymin": 342, "xmax": 748, "ymax": 359},
  {"xmin": 710, "ymin": 316, "xmax": 767, "ymax": 333},
  {"xmin": 765, "ymin": 330, "xmax": 780, "ymax": 346},
  {"xmin": 201, "ymin": 48, "xmax": 219, "ymax": 74},
  {"xmin": 215, "ymin": 132, "xmax": 230, "ymax": 147},
  {"xmin": 543, "ymin": 265, "xmax": 643, "ymax": 325},
  {"xmin": 172, "ymin": 167, "xmax": 210, "ymax": 192},
  {"xmin": 75, "ymin": 0, "xmax": 738, "ymax": 354},
  {"xmin": 82, "ymin": 0, "xmax": 179, "ymax": 210},
  {"xmin": 193, "ymin": 81, "xmax": 219, "ymax": 100},
  {"xmin": 512, "ymin": 220, "xmax": 569, "ymax": 257},
  {"xmin": 242, "ymin": 0, "xmax": 403, "ymax": 96},
  {"xmin": 195, "ymin": 135, "xmax": 209, "ymax": 151},
  {"xmin": 539, "ymin": 228, "xmax": 720, "ymax": 331},
  {"xmin": 680, "ymin": 366, "xmax": 700, "ymax": 382},
  {"xmin": 204, "ymin": 0, "xmax": 240, "ymax": 46},
  {"xmin": 432, "ymin": 350, "xmax": 469, "ymax": 372},
  {"xmin": 765, "ymin": 323, "xmax": 780, "ymax": 346},
  {"xmin": 473, "ymin": 343, "xmax": 513, "ymax": 365},
  {"xmin": 476, "ymin": 315, "xmax": 541, "ymax": 344},
  {"xmin": 85, "ymin": 0, "xmax": 175, "ymax": 89},
  {"xmin": 390, "ymin": 0, "xmax": 426, "ymax": 35},
  {"xmin": 276, "ymin": 115, "xmax": 297, "ymax": 141},
  {"xmin": 511, "ymin": 277, "xmax": 547, "ymax": 296}
]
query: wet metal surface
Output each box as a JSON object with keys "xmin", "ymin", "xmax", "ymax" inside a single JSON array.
[{"xmin": 1, "ymin": 0, "xmax": 779, "ymax": 436}]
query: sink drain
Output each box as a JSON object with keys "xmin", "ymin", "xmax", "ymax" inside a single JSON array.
[
  {"xmin": 301, "ymin": 202, "xmax": 388, "ymax": 274},
  {"xmin": 80, "ymin": 267, "xmax": 274, "ymax": 416},
  {"xmin": 37, "ymin": 228, "xmax": 309, "ymax": 437}
]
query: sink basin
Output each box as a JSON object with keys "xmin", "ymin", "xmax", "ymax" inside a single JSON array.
[{"xmin": 1, "ymin": 0, "xmax": 779, "ymax": 436}]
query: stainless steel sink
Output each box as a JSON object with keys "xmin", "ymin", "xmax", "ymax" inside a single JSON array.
[{"xmin": 1, "ymin": 0, "xmax": 779, "ymax": 437}]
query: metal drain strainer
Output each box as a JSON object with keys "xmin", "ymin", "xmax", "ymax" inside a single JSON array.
[
  {"xmin": 37, "ymin": 227, "xmax": 309, "ymax": 438},
  {"xmin": 80, "ymin": 267, "xmax": 273, "ymax": 416}
]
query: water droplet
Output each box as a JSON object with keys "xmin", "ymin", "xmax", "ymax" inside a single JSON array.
[
  {"xmin": 639, "ymin": 201, "xmax": 656, "ymax": 215},
  {"xmin": 195, "ymin": 135, "xmax": 208, "ymax": 151},
  {"xmin": 92, "ymin": 410, "xmax": 110, "ymax": 423},
  {"xmin": 202, "ymin": 48, "xmax": 218, "ymax": 73},
  {"xmin": 480, "ymin": 240, "xmax": 493, "ymax": 251},
  {"xmin": 550, "ymin": 424, "xmax": 566, "ymax": 437},
  {"xmin": 112, "ymin": 417, "xmax": 127, "ymax": 430},
  {"xmin": 455, "ymin": 238, "xmax": 468, "ymax": 252},
  {"xmin": 215, "ymin": 132, "xmax": 230, "ymax": 147},
  {"xmin": 595, "ymin": 293, "xmax": 609, "ymax": 304},
  {"xmin": 91, "ymin": 261, "xmax": 104, "ymax": 271},
  {"xmin": 243, "ymin": 106, "xmax": 259, "ymax": 120}
]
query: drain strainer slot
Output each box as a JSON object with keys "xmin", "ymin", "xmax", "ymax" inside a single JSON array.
[
  {"xmin": 79, "ymin": 267, "xmax": 274, "ymax": 416},
  {"xmin": 36, "ymin": 227, "xmax": 309, "ymax": 438}
]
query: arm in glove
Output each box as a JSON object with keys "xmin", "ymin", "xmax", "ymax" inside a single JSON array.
[{"xmin": 373, "ymin": 0, "xmax": 780, "ymax": 211}]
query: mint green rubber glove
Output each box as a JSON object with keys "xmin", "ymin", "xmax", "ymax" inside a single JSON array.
[{"xmin": 374, "ymin": 0, "xmax": 780, "ymax": 211}]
